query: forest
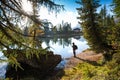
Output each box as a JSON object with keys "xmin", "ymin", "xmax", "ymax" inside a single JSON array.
[
  {"xmin": 0, "ymin": 0, "xmax": 120, "ymax": 80},
  {"xmin": 24, "ymin": 20, "xmax": 81, "ymax": 38}
]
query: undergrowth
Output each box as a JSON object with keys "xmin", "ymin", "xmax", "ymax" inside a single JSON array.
[{"xmin": 61, "ymin": 62, "xmax": 109, "ymax": 80}]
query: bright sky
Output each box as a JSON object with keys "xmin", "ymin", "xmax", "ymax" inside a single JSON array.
[
  {"xmin": 39, "ymin": 6, "xmax": 79, "ymax": 28},
  {"xmin": 22, "ymin": 0, "xmax": 113, "ymax": 29}
]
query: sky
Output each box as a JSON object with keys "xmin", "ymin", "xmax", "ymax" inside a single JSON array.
[{"xmin": 22, "ymin": 0, "xmax": 113, "ymax": 29}]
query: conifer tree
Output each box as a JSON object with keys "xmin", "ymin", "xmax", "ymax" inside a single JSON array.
[
  {"xmin": 0, "ymin": 0, "xmax": 64, "ymax": 67},
  {"xmin": 76, "ymin": 0, "xmax": 114, "ymax": 61},
  {"xmin": 77, "ymin": 0, "xmax": 105, "ymax": 51},
  {"xmin": 0, "ymin": 0, "xmax": 64, "ymax": 50},
  {"xmin": 113, "ymin": 0, "xmax": 120, "ymax": 17},
  {"xmin": 110, "ymin": 0, "xmax": 120, "ymax": 58},
  {"xmin": 98, "ymin": 5, "xmax": 115, "ymax": 47}
]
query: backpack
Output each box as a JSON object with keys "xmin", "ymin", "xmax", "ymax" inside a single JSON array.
[{"xmin": 74, "ymin": 45, "xmax": 78, "ymax": 50}]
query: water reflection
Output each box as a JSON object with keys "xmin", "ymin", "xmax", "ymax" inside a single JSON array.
[
  {"xmin": 0, "ymin": 36, "xmax": 89, "ymax": 79},
  {"xmin": 0, "ymin": 62, "xmax": 7, "ymax": 79},
  {"xmin": 0, "ymin": 52, "xmax": 7, "ymax": 79},
  {"xmin": 40, "ymin": 36, "xmax": 72, "ymax": 48},
  {"xmin": 41, "ymin": 36, "xmax": 89, "ymax": 58}
]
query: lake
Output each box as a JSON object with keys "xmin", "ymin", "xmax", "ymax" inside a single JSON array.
[
  {"xmin": 41, "ymin": 36, "xmax": 89, "ymax": 58},
  {"xmin": 0, "ymin": 36, "xmax": 89, "ymax": 79}
]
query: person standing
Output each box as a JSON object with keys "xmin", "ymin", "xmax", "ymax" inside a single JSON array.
[{"xmin": 72, "ymin": 42, "xmax": 78, "ymax": 57}]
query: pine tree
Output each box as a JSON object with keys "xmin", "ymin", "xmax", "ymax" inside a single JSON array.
[
  {"xmin": 0, "ymin": 0, "xmax": 64, "ymax": 49},
  {"xmin": 0, "ymin": 0, "xmax": 64, "ymax": 67},
  {"xmin": 76, "ymin": 0, "xmax": 115, "ymax": 62},
  {"xmin": 98, "ymin": 6, "xmax": 115, "ymax": 47},
  {"xmin": 113, "ymin": 0, "xmax": 120, "ymax": 17},
  {"xmin": 77, "ymin": 0, "xmax": 108, "ymax": 52},
  {"xmin": 109, "ymin": 0, "xmax": 120, "ymax": 59},
  {"xmin": 99, "ymin": 5, "xmax": 107, "ymax": 27},
  {"xmin": 104, "ymin": 0, "xmax": 120, "ymax": 78}
]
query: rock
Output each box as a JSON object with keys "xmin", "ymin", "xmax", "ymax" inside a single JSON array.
[
  {"xmin": 3, "ymin": 49, "xmax": 62, "ymax": 72},
  {"xmin": 20, "ymin": 53, "xmax": 61, "ymax": 72}
]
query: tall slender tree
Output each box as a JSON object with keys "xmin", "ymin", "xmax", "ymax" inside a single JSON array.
[
  {"xmin": 77, "ymin": 0, "xmax": 102, "ymax": 51},
  {"xmin": 99, "ymin": 5, "xmax": 107, "ymax": 27},
  {"xmin": 76, "ymin": 0, "xmax": 114, "ymax": 61},
  {"xmin": 98, "ymin": 6, "xmax": 113, "ymax": 46},
  {"xmin": 113, "ymin": 0, "xmax": 120, "ymax": 17},
  {"xmin": 110, "ymin": 0, "xmax": 120, "ymax": 56}
]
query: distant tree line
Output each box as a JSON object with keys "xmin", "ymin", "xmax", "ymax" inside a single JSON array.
[
  {"xmin": 45, "ymin": 21, "xmax": 81, "ymax": 36},
  {"xmin": 24, "ymin": 20, "xmax": 81, "ymax": 37}
]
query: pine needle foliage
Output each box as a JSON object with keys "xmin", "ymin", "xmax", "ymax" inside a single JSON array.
[
  {"xmin": 0, "ymin": 0, "xmax": 64, "ymax": 68},
  {"xmin": 76, "ymin": 0, "xmax": 109, "ymax": 52}
]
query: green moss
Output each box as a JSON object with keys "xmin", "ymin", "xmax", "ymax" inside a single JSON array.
[
  {"xmin": 60, "ymin": 62, "xmax": 111, "ymax": 80},
  {"xmin": 106, "ymin": 60, "xmax": 120, "ymax": 80},
  {"xmin": 60, "ymin": 67, "xmax": 82, "ymax": 80}
]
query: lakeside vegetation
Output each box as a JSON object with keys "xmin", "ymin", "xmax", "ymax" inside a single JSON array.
[
  {"xmin": 75, "ymin": 0, "xmax": 120, "ymax": 79},
  {"xmin": 24, "ymin": 20, "xmax": 81, "ymax": 38},
  {"xmin": 1, "ymin": 0, "xmax": 120, "ymax": 80},
  {"xmin": 57, "ymin": 0, "xmax": 120, "ymax": 80}
]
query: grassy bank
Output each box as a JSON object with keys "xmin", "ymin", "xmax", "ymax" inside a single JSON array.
[{"xmin": 49, "ymin": 50, "xmax": 120, "ymax": 80}]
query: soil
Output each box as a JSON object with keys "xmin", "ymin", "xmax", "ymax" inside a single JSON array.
[{"xmin": 65, "ymin": 50, "xmax": 103, "ymax": 69}]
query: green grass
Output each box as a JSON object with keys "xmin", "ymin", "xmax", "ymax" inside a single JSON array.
[{"xmin": 60, "ymin": 62, "xmax": 110, "ymax": 80}]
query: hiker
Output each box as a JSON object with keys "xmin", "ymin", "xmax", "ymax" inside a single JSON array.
[{"xmin": 72, "ymin": 42, "xmax": 78, "ymax": 57}]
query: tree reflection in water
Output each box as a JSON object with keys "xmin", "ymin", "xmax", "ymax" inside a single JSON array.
[
  {"xmin": 3, "ymin": 35, "xmax": 89, "ymax": 80},
  {"xmin": 39, "ymin": 35, "xmax": 81, "ymax": 48},
  {"xmin": 41, "ymin": 36, "xmax": 89, "ymax": 58}
]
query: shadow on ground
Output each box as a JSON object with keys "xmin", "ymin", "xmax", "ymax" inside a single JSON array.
[
  {"xmin": 5, "ymin": 64, "xmax": 65, "ymax": 80},
  {"xmin": 75, "ymin": 57, "xmax": 102, "ymax": 66}
]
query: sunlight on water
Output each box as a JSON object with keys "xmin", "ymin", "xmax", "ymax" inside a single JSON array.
[
  {"xmin": 42, "ymin": 37, "xmax": 89, "ymax": 58},
  {"xmin": 42, "ymin": 37, "xmax": 89, "ymax": 69},
  {"xmin": 0, "ymin": 62, "xmax": 7, "ymax": 78},
  {"xmin": 0, "ymin": 36, "xmax": 89, "ymax": 78},
  {"xmin": 0, "ymin": 52, "xmax": 8, "ymax": 79}
]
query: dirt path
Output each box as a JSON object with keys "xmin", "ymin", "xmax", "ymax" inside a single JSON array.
[{"xmin": 65, "ymin": 50, "xmax": 103, "ymax": 69}]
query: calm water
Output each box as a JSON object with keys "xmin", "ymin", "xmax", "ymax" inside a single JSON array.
[
  {"xmin": 0, "ymin": 36, "xmax": 89, "ymax": 79},
  {"xmin": 41, "ymin": 36, "xmax": 89, "ymax": 58}
]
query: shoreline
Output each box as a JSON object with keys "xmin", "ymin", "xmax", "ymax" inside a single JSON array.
[
  {"xmin": 64, "ymin": 50, "xmax": 103, "ymax": 69},
  {"xmin": 47, "ymin": 50, "xmax": 103, "ymax": 80}
]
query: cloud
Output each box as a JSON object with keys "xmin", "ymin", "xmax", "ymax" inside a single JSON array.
[
  {"xmin": 22, "ymin": 0, "xmax": 32, "ymax": 13},
  {"xmin": 22, "ymin": 1, "xmax": 79, "ymax": 28},
  {"xmin": 39, "ymin": 6, "xmax": 79, "ymax": 28}
]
